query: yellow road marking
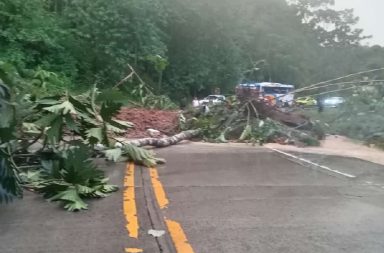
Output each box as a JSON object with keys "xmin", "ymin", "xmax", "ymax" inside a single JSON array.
[
  {"xmin": 125, "ymin": 248, "xmax": 143, "ymax": 253},
  {"xmin": 149, "ymin": 167, "xmax": 169, "ymax": 209},
  {"xmin": 149, "ymin": 167, "xmax": 194, "ymax": 252},
  {"xmin": 123, "ymin": 163, "xmax": 139, "ymax": 239},
  {"xmin": 165, "ymin": 219, "xmax": 195, "ymax": 253}
]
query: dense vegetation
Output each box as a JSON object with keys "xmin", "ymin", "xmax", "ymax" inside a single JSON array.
[
  {"xmin": 1, "ymin": 0, "xmax": 383, "ymax": 102},
  {"xmin": 1, "ymin": 0, "xmax": 384, "ymax": 208},
  {"xmin": 0, "ymin": 65, "xmax": 159, "ymax": 209}
]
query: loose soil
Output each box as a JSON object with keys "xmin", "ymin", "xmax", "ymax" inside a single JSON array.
[{"xmin": 116, "ymin": 108, "xmax": 180, "ymax": 138}]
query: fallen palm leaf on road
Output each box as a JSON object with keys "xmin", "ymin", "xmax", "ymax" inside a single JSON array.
[
  {"xmin": 104, "ymin": 130, "xmax": 201, "ymax": 166},
  {"xmin": 20, "ymin": 144, "xmax": 118, "ymax": 211}
]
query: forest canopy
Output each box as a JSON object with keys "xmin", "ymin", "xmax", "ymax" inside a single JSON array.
[{"xmin": 0, "ymin": 0, "xmax": 382, "ymax": 102}]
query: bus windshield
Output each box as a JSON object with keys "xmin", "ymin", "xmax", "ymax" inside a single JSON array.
[{"xmin": 263, "ymin": 87, "xmax": 292, "ymax": 94}]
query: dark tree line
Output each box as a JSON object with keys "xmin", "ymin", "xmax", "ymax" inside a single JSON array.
[{"xmin": 0, "ymin": 0, "xmax": 383, "ymax": 103}]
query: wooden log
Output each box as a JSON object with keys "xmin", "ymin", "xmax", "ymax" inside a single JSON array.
[
  {"xmin": 250, "ymin": 100, "xmax": 312, "ymax": 129},
  {"xmin": 124, "ymin": 129, "xmax": 201, "ymax": 148}
]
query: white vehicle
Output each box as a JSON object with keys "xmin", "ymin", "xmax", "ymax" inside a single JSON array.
[
  {"xmin": 258, "ymin": 82, "xmax": 295, "ymax": 106},
  {"xmin": 236, "ymin": 82, "xmax": 295, "ymax": 106},
  {"xmin": 323, "ymin": 96, "xmax": 345, "ymax": 107},
  {"xmin": 198, "ymin": 95, "xmax": 226, "ymax": 105}
]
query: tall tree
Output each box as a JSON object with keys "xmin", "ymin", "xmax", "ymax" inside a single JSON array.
[
  {"xmin": 60, "ymin": 0, "xmax": 168, "ymax": 86},
  {"xmin": 0, "ymin": 0, "xmax": 76, "ymax": 75},
  {"xmin": 289, "ymin": 0, "xmax": 370, "ymax": 47}
]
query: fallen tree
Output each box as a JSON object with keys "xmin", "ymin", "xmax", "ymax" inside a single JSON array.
[
  {"xmin": 103, "ymin": 130, "xmax": 201, "ymax": 167},
  {"xmin": 251, "ymin": 100, "xmax": 312, "ymax": 129},
  {"xmin": 183, "ymin": 99, "xmax": 324, "ymax": 146},
  {"xmin": 119, "ymin": 129, "xmax": 201, "ymax": 147},
  {"xmin": 0, "ymin": 77, "xmax": 166, "ymax": 210}
]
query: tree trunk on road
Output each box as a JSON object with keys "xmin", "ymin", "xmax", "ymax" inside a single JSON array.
[{"xmin": 125, "ymin": 129, "xmax": 201, "ymax": 148}]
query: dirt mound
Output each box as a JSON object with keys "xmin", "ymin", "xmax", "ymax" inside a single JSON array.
[{"xmin": 117, "ymin": 108, "xmax": 179, "ymax": 138}]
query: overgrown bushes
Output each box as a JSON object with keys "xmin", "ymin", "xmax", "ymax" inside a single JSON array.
[
  {"xmin": 0, "ymin": 66, "xmax": 159, "ymax": 210},
  {"xmin": 1, "ymin": 0, "xmax": 383, "ymax": 103},
  {"xmin": 305, "ymin": 87, "xmax": 384, "ymax": 149}
]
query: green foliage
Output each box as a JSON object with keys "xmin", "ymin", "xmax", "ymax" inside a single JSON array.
[
  {"xmin": 250, "ymin": 119, "xmax": 281, "ymax": 145},
  {"xmin": 32, "ymin": 86, "xmax": 132, "ymax": 146},
  {"xmin": 0, "ymin": 61, "xmax": 69, "ymax": 98},
  {"xmin": 187, "ymin": 100, "xmax": 322, "ymax": 147},
  {"xmin": 298, "ymin": 135, "xmax": 320, "ymax": 146},
  {"xmin": 21, "ymin": 145, "xmax": 118, "ymax": 211},
  {"xmin": 239, "ymin": 125, "xmax": 252, "ymax": 141},
  {"xmin": 192, "ymin": 112, "xmax": 226, "ymax": 141},
  {"xmin": 0, "ymin": 81, "xmax": 13, "ymax": 130},
  {"xmin": 139, "ymin": 94, "xmax": 179, "ymax": 110},
  {"xmin": 1, "ymin": 0, "xmax": 382, "ymax": 207},
  {"xmin": 365, "ymin": 133, "xmax": 384, "ymax": 150},
  {"xmin": 0, "ymin": 156, "xmax": 22, "ymax": 203},
  {"xmin": 1, "ymin": 0, "xmax": 383, "ymax": 101},
  {"xmin": 104, "ymin": 144, "xmax": 160, "ymax": 167},
  {"xmin": 61, "ymin": 0, "xmax": 167, "ymax": 86},
  {"xmin": 0, "ymin": 64, "xmax": 167, "ymax": 209},
  {"xmin": 0, "ymin": 0, "xmax": 77, "ymax": 77},
  {"xmin": 305, "ymin": 86, "xmax": 384, "ymax": 147},
  {"xmin": 289, "ymin": 0, "xmax": 370, "ymax": 47},
  {"xmin": 0, "ymin": 70, "xmax": 133, "ymax": 209},
  {"xmin": 311, "ymin": 121, "xmax": 326, "ymax": 140},
  {"xmin": 0, "ymin": 81, "xmax": 22, "ymax": 203},
  {"xmin": 121, "ymin": 144, "xmax": 158, "ymax": 167}
]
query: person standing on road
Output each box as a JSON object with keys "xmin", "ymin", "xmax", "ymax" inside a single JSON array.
[
  {"xmin": 316, "ymin": 95, "xmax": 324, "ymax": 113},
  {"xmin": 192, "ymin": 97, "xmax": 199, "ymax": 107}
]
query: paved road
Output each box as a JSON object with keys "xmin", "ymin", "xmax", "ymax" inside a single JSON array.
[
  {"xmin": 1, "ymin": 143, "xmax": 384, "ymax": 253},
  {"xmin": 157, "ymin": 144, "xmax": 384, "ymax": 253}
]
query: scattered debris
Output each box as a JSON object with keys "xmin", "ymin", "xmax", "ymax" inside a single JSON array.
[
  {"xmin": 147, "ymin": 128, "xmax": 161, "ymax": 137},
  {"xmin": 183, "ymin": 99, "xmax": 323, "ymax": 147},
  {"xmin": 148, "ymin": 229, "xmax": 166, "ymax": 238},
  {"xmin": 251, "ymin": 100, "xmax": 312, "ymax": 129}
]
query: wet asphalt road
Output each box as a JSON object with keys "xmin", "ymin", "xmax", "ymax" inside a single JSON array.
[{"xmin": 2, "ymin": 143, "xmax": 384, "ymax": 253}]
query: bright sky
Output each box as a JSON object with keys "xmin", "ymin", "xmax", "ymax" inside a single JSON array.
[{"xmin": 334, "ymin": 0, "xmax": 384, "ymax": 46}]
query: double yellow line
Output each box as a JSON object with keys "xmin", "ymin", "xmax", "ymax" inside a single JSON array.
[
  {"xmin": 123, "ymin": 163, "xmax": 195, "ymax": 253},
  {"xmin": 124, "ymin": 163, "xmax": 138, "ymax": 239}
]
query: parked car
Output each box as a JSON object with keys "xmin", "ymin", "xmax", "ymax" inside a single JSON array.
[
  {"xmin": 198, "ymin": 95, "xmax": 226, "ymax": 105},
  {"xmin": 295, "ymin": 96, "xmax": 317, "ymax": 106},
  {"xmin": 323, "ymin": 96, "xmax": 345, "ymax": 107}
]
